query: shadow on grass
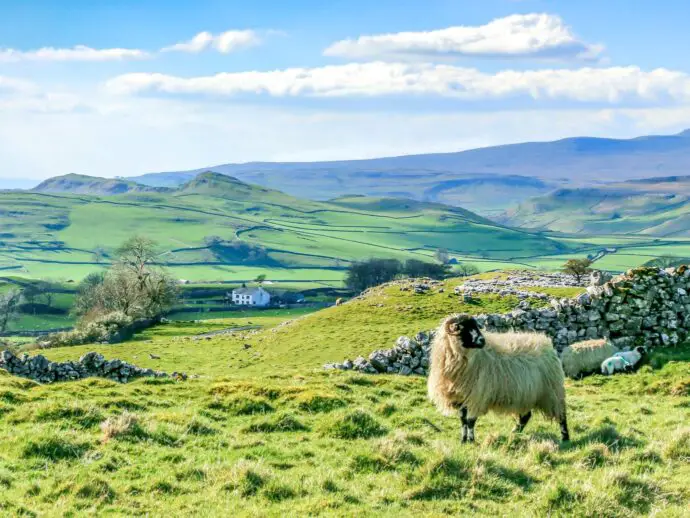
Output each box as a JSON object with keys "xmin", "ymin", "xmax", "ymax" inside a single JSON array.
[
  {"xmin": 567, "ymin": 423, "xmax": 644, "ymax": 452},
  {"xmin": 407, "ymin": 456, "xmax": 536, "ymax": 502}
]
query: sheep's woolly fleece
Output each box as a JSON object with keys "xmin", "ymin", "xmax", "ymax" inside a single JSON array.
[
  {"xmin": 428, "ymin": 315, "xmax": 566, "ymax": 421},
  {"xmin": 560, "ymin": 339, "xmax": 619, "ymax": 379}
]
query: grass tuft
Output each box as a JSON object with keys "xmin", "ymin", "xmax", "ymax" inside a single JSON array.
[
  {"xmin": 295, "ymin": 392, "xmax": 347, "ymax": 413},
  {"xmin": 245, "ymin": 413, "xmax": 309, "ymax": 433},
  {"xmin": 22, "ymin": 436, "xmax": 90, "ymax": 461},
  {"xmin": 663, "ymin": 428, "xmax": 690, "ymax": 461},
  {"xmin": 100, "ymin": 411, "xmax": 143, "ymax": 443},
  {"xmin": 321, "ymin": 410, "xmax": 387, "ymax": 440}
]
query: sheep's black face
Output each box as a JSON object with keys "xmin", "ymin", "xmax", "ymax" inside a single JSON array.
[
  {"xmin": 635, "ymin": 346, "xmax": 646, "ymax": 356},
  {"xmin": 457, "ymin": 317, "xmax": 485, "ymax": 349}
]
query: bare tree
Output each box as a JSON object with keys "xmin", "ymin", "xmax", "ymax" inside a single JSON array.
[
  {"xmin": 74, "ymin": 238, "xmax": 178, "ymax": 320},
  {"xmin": 116, "ymin": 236, "xmax": 159, "ymax": 290},
  {"xmin": 0, "ymin": 289, "xmax": 23, "ymax": 333},
  {"xmin": 434, "ymin": 248, "xmax": 450, "ymax": 264},
  {"xmin": 92, "ymin": 246, "xmax": 107, "ymax": 264}
]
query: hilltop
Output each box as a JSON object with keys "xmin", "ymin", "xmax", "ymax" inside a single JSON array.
[{"xmin": 126, "ymin": 129, "xmax": 690, "ymax": 214}]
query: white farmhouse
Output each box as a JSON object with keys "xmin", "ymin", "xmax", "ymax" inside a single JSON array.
[{"xmin": 231, "ymin": 287, "xmax": 271, "ymax": 307}]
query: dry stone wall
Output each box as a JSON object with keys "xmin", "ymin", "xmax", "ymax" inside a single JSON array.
[
  {"xmin": 325, "ymin": 267, "xmax": 690, "ymax": 375},
  {"xmin": 0, "ymin": 350, "xmax": 179, "ymax": 384},
  {"xmin": 480, "ymin": 266, "xmax": 690, "ymax": 350}
]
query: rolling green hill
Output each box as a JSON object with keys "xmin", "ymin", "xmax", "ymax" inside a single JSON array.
[
  {"xmin": 504, "ymin": 176, "xmax": 690, "ymax": 237},
  {"xmin": 0, "ymin": 172, "xmax": 572, "ymax": 282}
]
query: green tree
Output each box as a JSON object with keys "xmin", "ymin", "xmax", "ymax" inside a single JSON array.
[
  {"xmin": 0, "ymin": 289, "xmax": 22, "ymax": 333},
  {"xmin": 403, "ymin": 259, "xmax": 450, "ymax": 279},
  {"xmin": 562, "ymin": 258, "xmax": 593, "ymax": 283},
  {"xmin": 345, "ymin": 259, "xmax": 403, "ymax": 292},
  {"xmin": 456, "ymin": 263, "xmax": 480, "ymax": 277}
]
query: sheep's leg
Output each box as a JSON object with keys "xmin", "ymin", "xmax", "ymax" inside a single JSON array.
[
  {"xmin": 459, "ymin": 406, "xmax": 469, "ymax": 443},
  {"xmin": 466, "ymin": 416, "xmax": 477, "ymax": 443},
  {"xmin": 559, "ymin": 414, "xmax": 570, "ymax": 442},
  {"xmin": 513, "ymin": 411, "xmax": 532, "ymax": 433}
]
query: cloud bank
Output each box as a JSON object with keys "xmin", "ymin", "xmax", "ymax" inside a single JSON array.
[
  {"xmin": 324, "ymin": 14, "xmax": 603, "ymax": 62},
  {"xmin": 0, "ymin": 45, "xmax": 148, "ymax": 63},
  {"xmin": 105, "ymin": 63, "xmax": 690, "ymax": 103}
]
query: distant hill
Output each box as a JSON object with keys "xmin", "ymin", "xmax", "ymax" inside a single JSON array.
[
  {"xmin": 33, "ymin": 174, "xmax": 170, "ymax": 196},
  {"xmin": 503, "ymin": 175, "xmax": 690, "ymax": 237},
  {"xmin": 0, "ymin": 172, "xmax": 569, "ymax": 281},
  {"xmin": 126, "ymin": 129, "xmax": 690, "ymax": 214}
]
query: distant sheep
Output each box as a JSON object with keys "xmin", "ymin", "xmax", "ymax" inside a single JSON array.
[
  {"xmin": 601, "ymin": 356, "xmax": 632, "ymax": 375},
  {"xmin": 560, "ymin": 339, "xmax": 619, "ymax": 379},
  {"xmin": 335, "ymin": 298, "xmax": 344, "ymax": 306},
  {"xmin": 428, "ymin": 314, "xmax": 569, "ymax": 443}
]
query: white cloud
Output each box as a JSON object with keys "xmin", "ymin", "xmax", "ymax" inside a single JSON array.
[
  {"xmin": 104, "ymin": 63, "xmax": 690, "ymax": 104},
  {"xmin": 0, "ymin": 45, "xmax": 148, "ymax": 63},
  {"xmin": 161, "ymin": 30, "xmax": 261, "ymax": 54},
  {"xmin": 324, "ymin": 14, "xmax": 603, "ymax": 62},
  {"xmin": 0, "ymin": 76, "xmax": 87, "ymax": 113},
  {"xmin": 0, "ymin": 75, "xmax": 38, "ymax": 94}
]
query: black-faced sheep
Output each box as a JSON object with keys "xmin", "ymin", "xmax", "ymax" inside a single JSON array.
[
  {"xmin": 560, "ymin": 339, "xmax": 619, "ymax": 379},
  {"xmin": 428, "ymin": 314, "xmax": 569, "ymax": 443}
]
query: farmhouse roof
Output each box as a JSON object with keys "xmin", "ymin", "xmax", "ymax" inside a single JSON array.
[{"xmin": 233, "ymin": 287, "xmax": 268, "ymax": 296}]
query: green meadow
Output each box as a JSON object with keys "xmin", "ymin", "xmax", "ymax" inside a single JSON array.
[{"xmin": 0, "ymin": 277, "xmax": 686, "ymax": 516}]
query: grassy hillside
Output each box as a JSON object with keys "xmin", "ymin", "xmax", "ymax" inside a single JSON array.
[
  {"xmin": 0, "ymin": 172, "xmax": 573, "ymax": 283},
  {"xmin": 2, "ymin": 278, "xmax": 687, "ymax": 516},
  {"xmin": 504, "ymin": 176, "xmax": 690, "ymax": 238}
]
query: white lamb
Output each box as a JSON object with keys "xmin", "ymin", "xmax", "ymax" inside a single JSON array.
[
  {"xmin": 600, "ymin": 355, "xmax": 631, "ymax": 375},
  {"xmin": 613, "ymin": 346, "xmax": 646, "ymax": 369}
]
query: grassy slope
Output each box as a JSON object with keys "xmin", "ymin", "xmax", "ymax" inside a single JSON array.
[
  {"xmin": 0, "ymin": 174, "xmax": 573, "ymax": 282},
  {"xmin": 1, "ymin": 279, "xmax": 688, "ymax": 516},
  {"xmin": 505, "ymin": 178, "xmax": 690, "ymax": 238},
  {"xmin": 40, "ymin": 277, "xmax": 581, "ymax": 376}
]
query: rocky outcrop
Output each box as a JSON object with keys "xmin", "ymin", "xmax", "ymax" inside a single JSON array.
[{"xmin": 0, "ymin": 350, "xmax": 179, "ymax": 384}]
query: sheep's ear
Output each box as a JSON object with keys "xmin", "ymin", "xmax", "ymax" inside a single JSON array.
[{"xmin": 446, "ymin": 320, "xmax": 461, "ymax": 336}]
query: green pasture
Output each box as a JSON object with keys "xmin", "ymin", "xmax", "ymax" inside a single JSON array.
[{"xmin": 0, "ymin": 276, "xmax": 685, "ymax": 516}]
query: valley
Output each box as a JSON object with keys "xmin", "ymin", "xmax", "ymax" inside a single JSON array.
[{"xmin": 1, "ymin": 172, "xmax": 573, "ymax": 283}]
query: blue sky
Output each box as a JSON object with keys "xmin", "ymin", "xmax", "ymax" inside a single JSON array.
[{"xmin": 1, "ymin": 0, "xmax": 690, "ymax": 184}]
